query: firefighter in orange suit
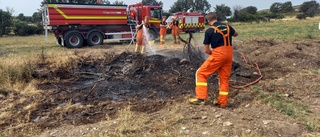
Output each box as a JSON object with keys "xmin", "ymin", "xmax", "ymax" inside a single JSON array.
[
  {"xmin": 189, "ymin": 12, "xmax": 238, "ymax": 108},
  {"xmin": 135, "ymin": 16, "xmax": 150, "ymax": 54},
  {"xmin": 159, "ymin": 16, "xmax": 167, "ymax": 46},
  {"xmin": 170, "ymin": 17, "xmax": 180, "ymax": 44}
]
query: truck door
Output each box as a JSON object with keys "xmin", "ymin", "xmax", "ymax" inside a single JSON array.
[{"xmin": 148, "ymin": 8, "xmax": 162, "ymax": 40}]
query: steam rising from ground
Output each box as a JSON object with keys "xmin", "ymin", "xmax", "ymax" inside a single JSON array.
[{"xmin": 142, "ymin": 25, "xmax": 158, "ymax": 55}]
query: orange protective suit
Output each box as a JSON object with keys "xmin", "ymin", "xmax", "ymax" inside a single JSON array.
[
  {"xmin": 159, "ymin": 21, "xmax": 167, "ymax": 45},
  {"xmin": 171, "ymin": 20, "xmax": 180, "ymax": 44},
  {"xmin": 195, "ymin": 25, "xmax": 233, "ymax": 107},
  {"xmin": 135, "ymin": 22, "xmax": 149, "ymax": 54},
  {"xmin": 136, "ymin": 29, "xmax": 145, "ymax": 46},
  {"xmin": 171, "ymin": 25, "xmax": 179, "ymax": 36}
]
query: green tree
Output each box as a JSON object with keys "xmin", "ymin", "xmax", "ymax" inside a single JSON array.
[
  {"xmin": 237, "ymin": 6, "xmax": 258, "ymax": 22},
  {"xmin": 270, "ymin": 1, "xmax": 293, "ymax": 14},
  {"xmin": 300, "ymin": 0, "xmax": 319, "ymax": 17},
  {"xmin": 256, "ymin": 11, "xmax": 280, "ymax": 22},
  {"xmin": 16, "ymin": 13, "xmax": 26, "ymax": 21},
  {"xmin": 32, "ymin": 11, "xmax": 42, "ymax": 23},
  {"xmin": 230, "ymin": 5, "xmax": 242, "ymax": 22},
  {"xmin": 169, "ymin": 0, "xmax": 210, "ymax": 14},
  {"xmin": 281, "ymin": 1, "xmax": 294, "ymax": 13},
  {"xmin": 169, "ymin": 0, "xmax": 193, "ymax": 13},
  {"xmin": 13, "ymin": 19, "xmax": 29, "ymax": 36},
  {"xmin": 0, "ymin": 10, "xmax": 13, "ymax": 36},
  {"xmin": 270, "ymin": 2, "xmax": 282, "ymax": 14},
  {"xmin": 193, "ymin": 0, "xmax": 211, "ymax": 13},
  {"xmin": 15, "ymin": 13, "xmax": 33, "ymax": 23},
  {"xmin": 229, "ymin": 6, "xmax": 267, "ymax": 22},
  {"xmin": 162, "ymin": 10, "xmax": 171, "ymax": 18},
  {"xmin": 13, "ymin": 19, "xmax": 43, "ymax": 36},
  {"xmin": 142, "ymin": 0, "xmax": 163, "ymax": 6},
  {"xmin": 242, "ymin": 6, "xmax": 257, "ymax": 14},
  {"xmin": 214, "ymin": 4, "xmax": 231, "ymax": 21}
]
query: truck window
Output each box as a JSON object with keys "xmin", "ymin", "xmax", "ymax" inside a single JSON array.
[
  {"xmin": 151, "ymin": 8, "xmax": 161, "ymax": 19},
  {"xmin": 166, "ymin": 16, "xmax": 173, "ymax": 22}
]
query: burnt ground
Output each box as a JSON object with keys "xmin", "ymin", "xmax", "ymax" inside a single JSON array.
[{"xmin": 0, "ymin": 38, "xmax": 319, "ymax": 137}]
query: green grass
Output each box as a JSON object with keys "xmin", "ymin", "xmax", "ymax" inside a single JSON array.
[
  {"xmin": 255, "ymin": 88, "xmax": 320, "ymax": 132},
  {"xmin": 310, "ymin": 68, "xmax": 319, "ymax": 74},
  {"xmin": 0, "ymin": 35, "xmax": 59, "ymax": 59},
  {"xmin": 182, "ymin": 16, "xmax": 320, "ymax": 44},
  {"xmin": 254, "ymin": 86, "xmax": 310, "ymax": 117},
  {"xmin": 260, "ymin": 91, "xmax": 310, "ymax": 117},
  {"xmin": 229, "ymin": 17, "xmax": 320, "ymax": 41}
]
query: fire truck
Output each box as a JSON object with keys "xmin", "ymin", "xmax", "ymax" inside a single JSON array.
[
  {"xmin": 42, "ymin": 2, "xmax": 162, "ymax": 48},
  {"xmin": 166, "ymin": 11, "xmax": 205, "ymax": 34}
]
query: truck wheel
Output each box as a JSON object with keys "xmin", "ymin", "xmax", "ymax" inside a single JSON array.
[
  {"xmin": 65, "ymin": 32, "xmax": 83, "ymax": 48},
  {"xmin": 148, "ymin": 29, "xmax": 157, "ymax": 40},
  {"xmin": 87, "ymin": 32, "xmax": 103, "ymax": 46}
]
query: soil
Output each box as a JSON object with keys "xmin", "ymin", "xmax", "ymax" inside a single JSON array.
[{"xmin": 0, "ymin": 38, "xmax": 319, "ymax": 137}]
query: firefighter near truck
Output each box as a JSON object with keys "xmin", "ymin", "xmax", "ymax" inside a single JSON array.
[
  {"xmin": 166, "ymin": 11, "xmax": 205, "ymax": 34},
  {"xmin": 42, "ymin": 2, "xmax": 162, "ymax": 48}
]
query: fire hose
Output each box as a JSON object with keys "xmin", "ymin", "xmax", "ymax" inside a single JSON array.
[{"xmin": 229, "ymin": 53, "xmax": 262, "ymax": 89}]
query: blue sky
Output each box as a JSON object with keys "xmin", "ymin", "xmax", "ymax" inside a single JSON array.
[{"xmin": 0, "ymin": 0, "xmax": 319, "ymax": 16}]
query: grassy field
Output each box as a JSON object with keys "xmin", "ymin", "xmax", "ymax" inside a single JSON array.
[
  {"xmin": 1, "ymin": 17, "xmax": 319, "ymax": 91},
  {"xmin": 231, "ymin": 16, "xmax": 320, "ymax": 41},
  {"xmin": 0, "ymin": 16, "xmax": 320, "ymax": 136}
]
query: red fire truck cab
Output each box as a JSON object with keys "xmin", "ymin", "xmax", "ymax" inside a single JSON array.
[
  {"xmin": 166, "ymin": 12, "xmax": 205, "ymax": 34},
  {"xmin": 42, "ymin": 2, "xmax": 162, "ymax": 48}
]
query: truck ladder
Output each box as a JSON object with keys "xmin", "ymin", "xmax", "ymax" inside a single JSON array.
[{"xmin": 127, "ymin": 23, "xmax": 137, "ymax": 50}]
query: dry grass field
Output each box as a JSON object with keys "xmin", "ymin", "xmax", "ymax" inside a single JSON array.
[{"xmin": 0, "ymin": 17, "xmax": 320, "ymax": 137}]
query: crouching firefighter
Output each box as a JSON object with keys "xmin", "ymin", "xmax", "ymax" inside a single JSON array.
[
  {"xmin": 188, "ymin": 12, "xmax": 238, "ymax": 108},
  {"xmin": 135, "ymin": 16, "xmax": 150, "ymax": 54}
]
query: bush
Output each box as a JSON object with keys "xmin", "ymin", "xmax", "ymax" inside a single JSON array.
[
  {"xmin": 0, "ymin": 10, "xmax": 13, "ymax": 36},
  {"xmin": 296, "ymin": 14, "xmax": 307, "ymax": 20},
  {"xmin": 300, "ymin": 1, "xmax": 319, "ymax": 17},
  {"xmin": 13, "ymin": 20, "xmax": 43, "ymax": 36}
]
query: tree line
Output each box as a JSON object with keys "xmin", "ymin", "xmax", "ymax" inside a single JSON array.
[{"xmin": 0, "ymin": 0, "xmax": 319, "ymax": 36}]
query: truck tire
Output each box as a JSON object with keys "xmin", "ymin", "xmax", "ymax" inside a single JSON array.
[
  {"xmin": 148, "ymin": 29, "xmax": 157, "ymax": 40},
  {"xmin": 87, "ymin": 31, "xmax": 103, "ymax": 46},
  {"xmin": 65, "ymin": 32, "xmax": 84, "ymax": 48}
]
